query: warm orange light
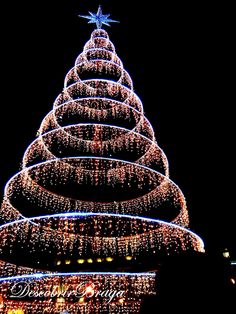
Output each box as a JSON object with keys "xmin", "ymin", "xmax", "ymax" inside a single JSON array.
[
  {"xmin": 125, "ymin": 256, "xmax": 132, "ymax": 261},
  {"xmin": 87, "ymin": 258, "xmax": 93, "ymax": 263},
  {"xmin": 106, "ymin": 257, "xmax": 113, "ymax": 262},
  {"xmin": 7, "ymin": 310, "xmax": 24, "ymax": 314},
  {"xmin": 118, "ymin": 297, "xmax": 125, "ymax": 304},
  {"xmin": 0, "ymin": 295, "xmax": 4, "ymax": 309},
  {"xmin": 77, "ymin": 259, "xmax": 85, "ymax": 264},
  {"xmin": 65, "ymin": 260, "xmax": 71, "ymax": 265},
  {"xmin": 56, "ymin": 260, "xmax": 61, "ymax": 266},
  {"xmin": 96, "ymin": 258, "xmax": 102, "ymax": 263},
  {"xmin": 56, "ymin": 297, "xmax": 65, "ymax": 303},
  {"xmin": 78, "ymin": 297, "xmax": 85, "ymax": 303}
]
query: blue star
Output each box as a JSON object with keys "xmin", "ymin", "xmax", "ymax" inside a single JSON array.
[{"xmin": 79, "ymin": 5, "xmax": 119, "ymax": 29}]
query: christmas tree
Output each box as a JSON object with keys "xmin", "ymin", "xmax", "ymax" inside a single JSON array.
[{"xmin": 0, "ymin": 6, "xmax": 204, "ymax": 314}]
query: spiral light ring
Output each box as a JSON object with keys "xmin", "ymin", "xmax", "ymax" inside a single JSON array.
[
  {"xmin": 2, "ymin": 157, "xmax": 188, "ymax": 226},
  {"xmin": 0, "ymin": 29, "xmax": 204, "ymax": 304}
]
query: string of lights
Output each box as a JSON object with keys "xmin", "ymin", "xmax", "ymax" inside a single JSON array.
[{"xmin": 0, "ymin": 22, "xmax": 204, "ymax": 313}]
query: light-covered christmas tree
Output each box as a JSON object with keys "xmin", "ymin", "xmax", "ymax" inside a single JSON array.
[{"xmin": 0, "ymin": 6, "xmax": 204, "ymax": 313}]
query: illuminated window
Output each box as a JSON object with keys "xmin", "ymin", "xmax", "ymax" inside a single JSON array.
[
  {"xmin": 77, "ymin": 259, "xmax": 85, "ymax": 264},
  {"xmin": 125, "ymin": 256, "xmax": 132, "ymax": 261},
  {"xmin": 87, "ymin": 258, "xmax": 93, "ymax": 263}
]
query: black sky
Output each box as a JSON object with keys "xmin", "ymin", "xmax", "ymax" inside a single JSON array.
[{"xmin": 0, "ymin": 1, "xmax": 235, "ymax": 256}]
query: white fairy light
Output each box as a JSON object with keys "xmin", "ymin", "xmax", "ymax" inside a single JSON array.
[{"xmin": 0, "ymin": 25, "xmax": 204, "ymax": 313}]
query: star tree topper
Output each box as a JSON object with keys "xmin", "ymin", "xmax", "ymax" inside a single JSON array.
[{"xmin": 79, "ymin": 5, "xmax": 119, "ymax": 29}]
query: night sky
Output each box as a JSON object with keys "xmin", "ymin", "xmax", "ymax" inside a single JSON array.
[{"xmin": 0, "ymin": 1, "xmax": 235, "ymax": 256}]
